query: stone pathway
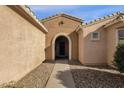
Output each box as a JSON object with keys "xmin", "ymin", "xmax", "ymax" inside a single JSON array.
[{"xmin": 46, "ymin": 60, "xmax": 75, "ymax": 88}]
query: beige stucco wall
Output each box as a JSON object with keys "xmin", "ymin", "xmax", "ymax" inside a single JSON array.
[
  {"xmin": 78, "ymin": 17, "xmax": 116, "ymax": 65},
  {"xmin": 0, "ymin": 6, "xmax": 45, "ymax": 84},
  {"xmin": 43, "ymin": 16, "xmax": 81, "ymax": 61},
  {"xmin": 78, "ymin": 30, "xmax": 84, "ymax": 63},
  {"xmin": 106, "ymin": 21, "xmax": 124, "ymax": 66}
]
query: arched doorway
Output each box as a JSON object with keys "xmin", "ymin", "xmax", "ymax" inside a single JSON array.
[
  {"xmin": 55, "ymin": 36, "xmax": 69, "ymax": 59},
  {"xmin": 52, "ymin": 33, "xmax": 72, "ymax": 60}
]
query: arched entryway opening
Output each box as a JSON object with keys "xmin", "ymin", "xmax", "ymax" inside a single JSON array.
[
  {"xmin": 55, "ymin": 36, "xmax": 69, "ymax": 60},
  {"xmin": 52, "ymin": 33, "xmax": 72, "ymax": 60}
]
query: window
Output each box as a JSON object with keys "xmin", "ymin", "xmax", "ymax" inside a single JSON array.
[
  {"xmin": 91, "ymin": 32, "xmax": 100, "ymax": 41},
  {"xmin": 118, "ymin": 29, "xmax": 124, "ymax": 44}
]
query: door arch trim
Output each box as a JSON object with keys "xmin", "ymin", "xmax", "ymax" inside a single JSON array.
[{"xmin": 52, "ymin": 33, "xmax": 72, "ymax": 60}]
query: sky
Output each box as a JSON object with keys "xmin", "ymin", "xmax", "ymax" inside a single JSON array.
[{"xmin": 28, "ymin": 5, "xmax": 124, "ymax": 23}]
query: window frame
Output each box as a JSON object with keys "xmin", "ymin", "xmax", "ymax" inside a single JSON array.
[
  {"xmin": 118, "ymin": 29, "xmax": 124, "ymax": 39},
  {"xmin": 91, "ymin": 32, "xmax": 100, "ymax": 41},
  {"xmin": 117, "ymin": 28, "xmax": 124, "ymax": 44}
]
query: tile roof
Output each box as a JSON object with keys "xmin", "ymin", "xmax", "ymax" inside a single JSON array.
[
  {"xmin": 41, "ymin": 13, "xmax": 83, "ymax": 23},
  {"xmin": 84, "ymin": 11, "xmax": 124, "ymax": 27}
]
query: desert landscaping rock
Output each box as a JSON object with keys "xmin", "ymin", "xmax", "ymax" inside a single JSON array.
[
  {"xmin": 2, "ymin": 60, "xmax": 124, "ymax": 88},
  {"xmin": 69, "ymin": 61, "xmax": 124, "ymax": 88},
  {"xmin": 2, "ymin": 61, "xmax": 55, "ymax": 88}
]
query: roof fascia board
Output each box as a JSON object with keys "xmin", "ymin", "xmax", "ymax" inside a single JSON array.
[
  {"xmin": 41, "ymin": 13, "xmax": 83, "ymax": 23},
  {"xmin": 8, "ymin": 5, "xmax": 48, "ymax": 34},
  {"xmin": 75, "ymin": 25, "xmax": 83, "ymax": 33},
  {"xmin": 104, "ymin": 18, "xmax": 124, "ymax": 28},
  {"xmin": 84, "ymin": 16, "xmax": 117, "ymax": 27},
  {"xmin": 61, "ymin": 14, "xmax": 83, "ymax": 23}
]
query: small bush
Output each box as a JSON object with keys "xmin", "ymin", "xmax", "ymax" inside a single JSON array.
[{"xmin": 114, "ymin": 43, "xmax": 124, "ymax": 72}]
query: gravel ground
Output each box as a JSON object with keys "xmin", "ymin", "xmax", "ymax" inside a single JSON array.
[
  {"xmin": 69, "ymin": 61, "xmax": 124, "ymax": 88},
  {"xmin": 2, "ymin": 60, "xmax": 124, "ymax": 88},
  {"xmin": 1, "ymin": 61, "xmax": 55, "ymax": 88}
]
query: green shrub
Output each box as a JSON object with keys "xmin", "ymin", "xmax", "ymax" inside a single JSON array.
[{"xmin": 114, "ymin": 43, "xmax": 124, "ymax": 72}]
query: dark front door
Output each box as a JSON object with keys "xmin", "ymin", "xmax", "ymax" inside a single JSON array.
[
  {"xmin": 59, "ymin": 41, "xmax": 65, "ymax": 56},
  {"xmin": 55, "ymin": 36, "xmax": 69, "ymax": 59}
]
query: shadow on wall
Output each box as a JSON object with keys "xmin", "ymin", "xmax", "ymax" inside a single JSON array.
[
  {"xmin": 1, "ymin": 61, "xmax": 55, "ymax": 88},
  {"xmin": 55, "ymin": 68, "xmax": 124, "ymax": 88},
  {"xmin": 45, "ymin": 31, "xmax": 78, "ymax": 61},
  {"xmin": 83, "ymin": 26, "xmax": 107, "ymax": 64}
]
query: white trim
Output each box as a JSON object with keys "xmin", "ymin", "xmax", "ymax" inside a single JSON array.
[
  {"xmin": 115, "ymin": 29, "xmax": 119, "ymax": 46},
  {"xmin": 116, "ymin": 28, "xmax": 124, "ymax": 45},
  {"xmin": 91, "ymin": 32, "xmax": 100, "ymax": 41},
  {"xmin": 52, "ymin": 33, "xmax": 72, "ymax": 60},
  {"xmin": 118, "ymin": 28, "xmax": 124, "ymax": 39},
  {"xmin": 118, "ymin": 28, "xmax": 124, "ymax": 31}
]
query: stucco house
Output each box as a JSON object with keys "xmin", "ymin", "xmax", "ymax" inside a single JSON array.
[
  {"xmin": 0, "ymin": 5, "xmax": 47, "ymax": 85},
  {"xmin": 0, "ymin": 5, "xmax": 124, "ymax": 85},
  {"xmin": 42, "ymin": 11, "xmax": 124, "ymax": 66}
]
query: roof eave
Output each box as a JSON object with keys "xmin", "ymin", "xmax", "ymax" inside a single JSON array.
[
  {"xmin": 104, "ymin": 18, "xmax": 124, "ymax": 28},
  {"xmin": 41, "ymin": 13, "xmax": 83, "ymax": 23},
  {"xmin": 7, "ymin": 5, "xmax": 48, "ymax": 34},
  {"xmin": 75, "ymin": 25, "xmax": 83, "ymax": 33}
]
